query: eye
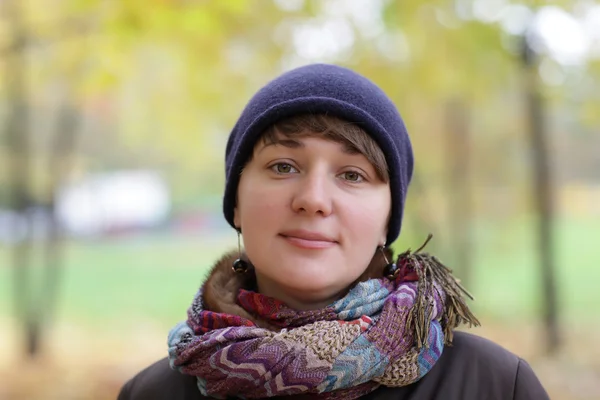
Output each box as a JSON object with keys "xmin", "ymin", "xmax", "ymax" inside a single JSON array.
[
  {"xmin": 340, "ymin": 171, "xmax": 364, "ymax": 182},
  {"xmin": 271, "ymin": 163, "xmax": 298, "ymax": 174}
]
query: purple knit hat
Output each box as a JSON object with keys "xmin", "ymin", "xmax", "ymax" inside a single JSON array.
[{"xmin": 223, "ymin": 64, "xmax": 414, "ymax": 245}]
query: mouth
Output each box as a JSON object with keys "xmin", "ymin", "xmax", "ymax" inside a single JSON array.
[{"xmin": 279, "ymin": 230, "xmax": 338, "ymax": 249}]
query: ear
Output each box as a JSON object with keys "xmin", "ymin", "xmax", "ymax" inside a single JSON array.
[
  {"xmin": 233, "ymin": 206, "xmax": 241, "ymax": 230},
  {"xmin": 380, "ymin": 233, "xmax": 387, "ymax": 248}
]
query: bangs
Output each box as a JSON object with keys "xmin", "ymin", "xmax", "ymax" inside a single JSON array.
[{"xmin": 260, "ymin": 114, "xmax": 389, "ymax": 182}]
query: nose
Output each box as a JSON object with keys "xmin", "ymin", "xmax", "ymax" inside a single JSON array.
[{"xmin": 291, "ymin": 170, "xmax": 333, "ymax": 217}]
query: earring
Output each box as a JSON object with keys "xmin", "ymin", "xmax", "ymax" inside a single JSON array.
[
  {"xmin": 380, "ymin": 246, "xmax": 399, "ymax": 280},
  {"xmin": 232, "ymin": 229, "xmax": 249, "ymax": 274}
]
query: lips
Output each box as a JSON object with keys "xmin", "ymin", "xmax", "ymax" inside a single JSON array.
[{"xmin": 279, "ymin": 229, "xmax": 338, "ymax": 249}]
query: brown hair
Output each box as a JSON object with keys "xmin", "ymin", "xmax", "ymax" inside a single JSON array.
[{"xmin": 259, "ymin": 114, "xmax": 389, "ymax": 182}]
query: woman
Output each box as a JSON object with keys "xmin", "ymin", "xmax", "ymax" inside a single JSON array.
[{"xmin": 118, "ymin": 64, "xmax": 549, "ymax": 399}]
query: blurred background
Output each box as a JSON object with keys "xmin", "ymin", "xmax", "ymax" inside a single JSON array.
[{"xmin": 0, "ymin": 0, "xmax": 599, "ymax": 399}]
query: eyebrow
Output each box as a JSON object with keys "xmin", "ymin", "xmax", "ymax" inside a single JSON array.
[{"xmin": 258, "ymin": 138, "xmax": 360, "ymax": 155}]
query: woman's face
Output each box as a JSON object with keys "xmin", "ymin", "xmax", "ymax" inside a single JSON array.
[{"xmin": 233, "ymin": 134, "xmax": 391, "ymax": 310}]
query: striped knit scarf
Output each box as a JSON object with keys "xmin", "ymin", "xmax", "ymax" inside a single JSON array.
[{"xmin": 168, "ymin": 238, "xmax": 479, "ymax": 399}]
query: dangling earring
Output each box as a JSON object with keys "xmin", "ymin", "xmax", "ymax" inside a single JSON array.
[
  {"xmin": 232, "ymin": 229, "xmax": 249, "ymax": 273},
  {"xmin": 380, "ymin": 245, "xmax": 398, "ymax": 280}
]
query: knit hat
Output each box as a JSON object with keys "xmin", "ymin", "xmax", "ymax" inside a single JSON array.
[{"xmin": 223, "ymin": 63, "xmax": 414, "ymax": 245}]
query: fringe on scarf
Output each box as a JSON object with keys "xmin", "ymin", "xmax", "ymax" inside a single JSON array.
[{"xmin": 398, "ymin": 234, "xmax": 481, "ymax": 349}]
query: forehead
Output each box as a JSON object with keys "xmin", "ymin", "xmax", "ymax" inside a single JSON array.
[{"xmin": 257, "ymin": 129, "xmax": 360, "ymax": 155}]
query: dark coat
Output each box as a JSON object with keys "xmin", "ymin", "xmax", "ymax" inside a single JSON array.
[{"xmin": 117, "ymin": 331, "xmax": 549, "ymax": 400}]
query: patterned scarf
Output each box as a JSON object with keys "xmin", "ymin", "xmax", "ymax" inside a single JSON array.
[{"xmin": 168, "ymin": 237, "xmax": 479, "ymax": 399}]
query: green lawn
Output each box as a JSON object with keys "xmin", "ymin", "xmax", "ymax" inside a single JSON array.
[
  {"xmin": 0, "ymin": 235, "xmax": 235, "ymax": 329},
  {"xmin": 0, "ymin": 216, "xmax": 598, "ymax": 329},
  {"xmin": 469, "ymin": 215, "xmax": 600, "ymax": 322}
]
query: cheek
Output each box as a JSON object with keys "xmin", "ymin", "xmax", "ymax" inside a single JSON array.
[
  {"xmin": 343, "ymin": 195, "xmax": 390, "ymax": 239},
  {"xmin": 346, "ymin": 209, "xmax": 384, "ymax": 240},
  {"xmin": 237, "ymin": 179, "xmax": 286, "ymax": 232}
]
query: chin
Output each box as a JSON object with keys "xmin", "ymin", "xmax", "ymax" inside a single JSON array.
[{"xmin": 255, "ymin": 252, "xmax": 355, "ymax": 299}]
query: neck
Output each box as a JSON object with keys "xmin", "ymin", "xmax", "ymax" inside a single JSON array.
[{"xmin": 255, "ymin": 273, "xmax": 345, "ymax": 311}]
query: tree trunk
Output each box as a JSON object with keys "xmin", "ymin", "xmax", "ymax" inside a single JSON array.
[
  {"xmin": 43, "ymin": 99, "xmax": 79, "ymax": 331},
  {"xmin": 521, "ymin": 34, "xmax": 560, "ymax": 354},
  {"xmin": 5, "ymin": 0, "xmax": 36, "ymax": 357},
  {"xmin": 444, "ymin": 98, "xmax": 473, "ymax": 288}
]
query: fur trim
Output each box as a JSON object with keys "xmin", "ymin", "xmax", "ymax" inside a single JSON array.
[{"xmin": 202, "ymin": 251, "xmax": 279, "ymax": 330}]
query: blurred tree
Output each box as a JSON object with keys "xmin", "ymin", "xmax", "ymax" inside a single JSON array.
[
  {"xmin": 4, "ymin": 0, "xmax": 36, "ymax": 356},
  {"xmin": 521, "ymin": 32, "xmax": 560, "ymax": 353},
  {"xmin": 1, "ymin": 0, "xmax": 87, "ymax": 357},
  {"xmin": 1, "ymin": 0, "xmax": 597, "ymax": 208},
  {"xmin": 1, "ymin": 0, "xmax": 598, "ymax": 357}
]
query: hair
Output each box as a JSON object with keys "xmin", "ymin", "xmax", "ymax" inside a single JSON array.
[{"xmin": 257, "ymin": 114, "xmax": 389, "ymax": 182}]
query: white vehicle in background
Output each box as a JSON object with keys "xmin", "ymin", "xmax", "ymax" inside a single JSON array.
[{"xmin": 55, "ymin": 170, "xmax": 171, "ymax": 237}]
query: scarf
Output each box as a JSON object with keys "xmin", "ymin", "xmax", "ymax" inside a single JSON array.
[{"xmin": 168, "ymin": 236, "xmax": 480, "ymax": 399}]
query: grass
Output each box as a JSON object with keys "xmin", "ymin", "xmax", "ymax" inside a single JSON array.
[
  {"xmin": 0, "ymin": 215, "xmax": 599, "ymax": 329},
  {"xmin": 469, "ymin": 215, "xmax": 600, "ymax": 323},
  {"xmin": 0, "ymin": 234, "xmax": 236, "ymax": 329}
]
